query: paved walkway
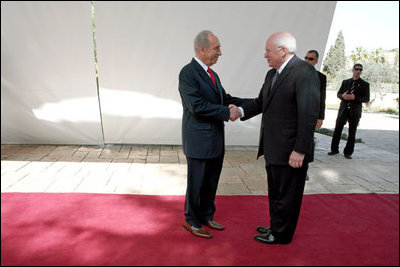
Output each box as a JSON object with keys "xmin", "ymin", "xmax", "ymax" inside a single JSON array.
[
  {"xmin": 323, "ymin": 109, "xmax": 399, "ymax": 154},
  {"xmin": 1, "ymin": 112, "xmax": 398, "ymax": 195}
]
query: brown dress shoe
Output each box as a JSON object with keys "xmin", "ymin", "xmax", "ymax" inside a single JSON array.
[
  {"xmin": 205, "ymin": 220, "xmax": 224, "ymax": 231},
  {"xmin": 182, "ymin": 220, "xmax": 213, "ymax": 238}
]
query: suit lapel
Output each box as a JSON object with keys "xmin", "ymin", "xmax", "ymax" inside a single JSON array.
[
  {"xmin": 353, "ymin": 78, "xmax": 363, "ymax": 93},
  {"xmin": 263, "ymin": 56, "xmax": 297, "ymax": 110},
  {"xmin": 192, "ymin": 58, "xmax": 223, "ymax": 103},
  {"xmin": 192, "ymin": 59, "xmax": 220, "ymax": 93},
  {"xmin": 214, "ymin": 74, "xmax": 224, "ymax": 105},
  {"xmin": 263, "ymin": 71, "xmax": 274, "ymax": 108}
]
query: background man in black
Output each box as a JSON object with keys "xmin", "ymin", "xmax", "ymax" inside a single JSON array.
[
  {"xmin": 304, "ymin": 50, "xmax": 326, "ymax": 128},
  {"xmin": 328, "ymin": 64, "xmax": 370, "ymax": 159},
  {"xmin": 304, "ymin": 50, "xmax": 327, "ymax": 181}
]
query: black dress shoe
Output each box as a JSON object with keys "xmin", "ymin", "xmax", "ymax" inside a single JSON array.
[
  {"xmin": 344, "ymin": 154, "xmax": 352, "ymax": 159},
  {"xmin": 327, "ymin": 151, "xmax": 339, "ymax": 155},
  {"xmin": 253, "ymin": 233, "xmax": 279, "ymax": 244},
  {"xmin": 256, "ymin": 226, "xmax": 271, "ymax": 234}
]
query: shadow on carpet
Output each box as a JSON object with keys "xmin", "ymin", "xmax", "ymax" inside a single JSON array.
[{"xmin": 1, "ymin": 193, "xmax": 398, "ymax": 266}]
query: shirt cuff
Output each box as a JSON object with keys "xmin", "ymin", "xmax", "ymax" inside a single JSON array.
[{"xmin": 238, "ymin": 107, "xmax": 244, "ymax": 118}]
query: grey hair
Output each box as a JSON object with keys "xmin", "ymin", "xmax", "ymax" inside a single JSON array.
[
  {"xmin": 194, "ymin": 30, "xmax": 213, "ymax": 53},
  {"xmin": 274, "ymin": 32, "xmax": 297, "ymax": 53}
]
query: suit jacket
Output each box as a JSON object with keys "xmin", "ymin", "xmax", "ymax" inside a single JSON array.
[
  {"xmin": 241, "ymin": 55, "xmax": 320, "ymax": 165},
  {"xmin": 317, "ymin": 71, "xmax": 327, "ymax": 120},
  {"xmin": 337, "ymin": 78, "xmax": 370, "ymax": 120},
  {"xmin": 178, "ymin": 58, "xmax": 252, "ymax": 159}
]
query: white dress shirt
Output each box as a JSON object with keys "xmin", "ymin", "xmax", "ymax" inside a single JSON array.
[
  {"xmin": 239, "ymin": 54, "xmax": 295, "ymax": 118},
  {"xmin": 194, "ymin": 56, "xmax": 211, "ymax": 77}
]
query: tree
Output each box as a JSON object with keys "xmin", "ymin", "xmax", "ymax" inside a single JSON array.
[
  {"xmin": 390, "ymin": 48, "xmax": 399, "ymax": 67},
  {"xmin": 370, "ymin": 48, "xmax": 386, "ymax": 64},
  {"xmin": 351, "ymin": 47, "xmax": 387, "ymax": 64},
  {"xmin": 361, "ymin": 59, "xmax": 399, "ymax": 111},
  {"xmin": 349, "ymin": 48, "xmax": 397, "ymax": 85},
  {"xmin": 350, "ymin": 46, "xmax": 369, "ymax": 63},
  {"xmin": 322, "ymin": 31, "xmax": 346, "ymax": 80}
]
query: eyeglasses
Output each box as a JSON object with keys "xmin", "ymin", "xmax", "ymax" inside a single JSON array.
[
  {"xmin": 304, "ymin": 56, "xmax": 315, "ymax": 61},
  {"xmin": 354, "ymin": 68, "xmax": 363, "ymax": 71}
]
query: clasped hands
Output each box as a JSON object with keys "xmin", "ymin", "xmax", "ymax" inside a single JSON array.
[
  {"xmin": 229, "ymin": 104, "xmax": 241, "ymax": 121},
  {"xmin": 342, "ymin": 91, "xmax": 355, "ymax": 100},
  {"xmin": 229, "ymin": 104, "xmax": 304, "ymax": 168}
]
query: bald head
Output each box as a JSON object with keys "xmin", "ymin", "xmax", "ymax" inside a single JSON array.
[
  {"xmin": 268, "ymin": 32, "xmax": 296, "ymax": 53},
  {"xmin": 264, "ymin": 32, "xmax": 297, "ymax": 69}
]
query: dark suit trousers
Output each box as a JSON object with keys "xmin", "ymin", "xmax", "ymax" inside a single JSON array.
[
  {"xmin": 331, "ymin": 107, "xmax": 360, "ymax": 155},
  {"xmin": 184, "ymin": 154, "xmax": 224, "ymax": 228},
  {"xmin": 266, "ymin": 162, "xmax": 308, "ymax": 243}
]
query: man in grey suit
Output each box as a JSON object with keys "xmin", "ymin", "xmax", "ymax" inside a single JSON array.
[
  {"xmin": 178, "ymin": 30, "xmax": 252, "ymax": 239},
  {"xmin": 239, "ymin": 32, "xmax": 320, "ymax": 244}
]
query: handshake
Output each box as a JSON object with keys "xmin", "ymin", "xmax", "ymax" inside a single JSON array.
[{"xmin": 229, "ymin": 104, "xmax": 242, "ymax": 121}]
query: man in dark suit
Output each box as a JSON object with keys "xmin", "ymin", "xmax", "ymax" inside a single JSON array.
[
  {"xmin": 328, "ymin": 64, "xmax": 370, "ymax": 159},
  {"xmin": 178, "ymin": 30, "xmax": 252, "ymax": 239},
  {"xmin": 239, "ymin": 32, "xmax": 320, "ymax": 244},
  {"xmin": 304, "ymin": 50, "xmax": 326, "ymax": 128},
  {"xmin": 304, "ymin": 50, "xmax": 327, "ymax": 181}
]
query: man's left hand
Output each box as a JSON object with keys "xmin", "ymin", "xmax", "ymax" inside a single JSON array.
[
  {"xmin": 289, "ymin": 151, "xmax": 305, "ymax": 168},
  {"xmin": 316, "ymin": 119, "xmax": 323, "ymax": 129}
]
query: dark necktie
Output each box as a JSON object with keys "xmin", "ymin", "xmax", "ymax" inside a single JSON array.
[
  {"xmin": 349, "ymin": 80, "xmax": 356, "ymax": 93},
  {"xmin": 207, "ymin": 67, "xmax": 216, "ymax": 87},
  {"xmin": 271, "ymin": 71, "xmax": 279, "ymax": 88},
  {"xmin": 268, "ymin": 71, "xmax": 279, "ymax": 97},
  {"xmin": 347, "ymin": 80, "xmax": 356, "ymax": 109}
]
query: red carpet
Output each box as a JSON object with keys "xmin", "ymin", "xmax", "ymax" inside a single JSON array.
[{"xmin": 1, "ymin": 193, "xmax": 398, "ymax": 266}]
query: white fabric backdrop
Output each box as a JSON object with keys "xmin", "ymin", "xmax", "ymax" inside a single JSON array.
[
  {"xmin": 1, "ymin": 1, "xmax": 336, "ymax": 145},
  {"xmin": 1, "ymin": 1, "xmax": 103, "ymax": 144}
]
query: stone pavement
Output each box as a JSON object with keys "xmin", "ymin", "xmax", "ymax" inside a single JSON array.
[
  {"xmin": 1, "ymin": 112, "xmax": 398, "ymax": 195},
  {"xmin": 323, "ymin": 109, "xmax": 399, "ymax": 154}
]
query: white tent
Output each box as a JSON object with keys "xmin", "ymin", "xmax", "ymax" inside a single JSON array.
[{"xmin": 1, "ymin": 1, "xmax": 336, "ymax": 145}]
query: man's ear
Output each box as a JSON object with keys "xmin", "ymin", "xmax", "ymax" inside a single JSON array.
[
  {"xmin": 198, "ymin": 45, "xmax": 205, "ymax": 54},
  {"xmin": 281, "ymin": 46, "xmax": 288, "ymax": 57}
]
